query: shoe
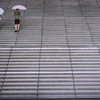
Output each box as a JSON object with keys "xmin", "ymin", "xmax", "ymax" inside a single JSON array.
[
  {"xmin": 15, "ymin": 30, "xmax": 17, "ymax": 32},
  {"xmin": 17, "ymin": 30, "xmax": 19, "ymax": 32}
]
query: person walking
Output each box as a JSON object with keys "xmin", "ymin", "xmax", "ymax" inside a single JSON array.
[
  {"xmin": 0, "ymin": 14, "xmax": 5, "ymax": 30},
  {"xmin": 12, "ymin": 9, "xmax": 21, "ymax": 32}
]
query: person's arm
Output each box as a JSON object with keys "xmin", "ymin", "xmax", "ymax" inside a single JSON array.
[
  {"xmin": 2, "ymin": 14, "xmax": 5, "ymax": 19},
  {"xmin": 12, "ymin": 13, "xmax": 14, "ymax": 16},
  {"xmin": 12, "ymin": 11, "xmax": 15, "ymax": 16}
]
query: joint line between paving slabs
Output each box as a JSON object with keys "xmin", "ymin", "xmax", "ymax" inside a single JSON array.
[
  {"xmin": 14, "ymin": 30, "xmax": 19, "ymax": 46},
  {"xmin": 37, "ymin": 12, "xmax": 44, "ymax": 96},
  {"xmin": 61, "ymin": 0, "xmax": 69, "ymax": 47},
  {"xmin": 96, "ymin": 0, "xmax": 100, "ymax": 11},
  {"xmin": 97, "ymin": 46, "xmax": 100, "ymax": 56},
  {"xmin": 78, "ymin": 0, "xmax": 83, "ymax": 17},
  {"xmin": 37, "ymin": 0, "xmax": 45, "ymax": 98},
  {"xmin": 4, "ymin": 0, "xmax": 10, "ymax": 16},
  {"xmin": 69, "ymin": 47, "xmax": 76, "ymax": 98},
  {"xmin": 85, "ymin": 17, "xmax": 95, "ymax": 46},
  {"xmin": 0, "ymin": 47, "xmax": 13, "ymax": 95},
  {"xmin": 37, "ymin": 47, "xmax": 41, "ymax": 99}
]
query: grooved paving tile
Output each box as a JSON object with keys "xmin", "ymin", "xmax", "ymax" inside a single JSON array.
[
  {"xmin": 21, "ymin": 17, "xmax": 42, "ymax": 26},
  {"xmin": 79, "ymin": 0, "xmax": 97, "ymax": 6},
  {"xmin": 62, "ymin": 0, "xmax": 79, "ymax": 5},
  {"xmin": 63, "ymin": 6, "xmax": 82, "ymax": 17},
  {"xmin": 44, "ymin": 5, "xmax": 62, "ymax": 17},
  {"xmin": 43, "ymin": 17, "xmax": 64, "ymax": 26},
  {"xmin": 81, "ymin": 5, "xmax": 99, "ymax": 10},
  {"xmin": 82, "ymin": 10, "xmax": 100, "ymax": 17}
]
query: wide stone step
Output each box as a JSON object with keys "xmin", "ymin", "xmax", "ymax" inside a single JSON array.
[{"xmin": 0, "ymin": 47, "xmax": 100, "ymax": 98}]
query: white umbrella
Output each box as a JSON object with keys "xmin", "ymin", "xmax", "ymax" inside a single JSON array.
[
  {"xmin": 0, "ymin": 7, "xmax": 4, "ymax": 15},
  {"xmin": 12, "ymin": 5, "xmax": 27, "ymax": 10}
]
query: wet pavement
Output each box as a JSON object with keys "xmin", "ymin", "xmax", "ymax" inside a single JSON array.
[{"xmin": 0, "ymin": 0, "xmax": 100, "ymax": 99}]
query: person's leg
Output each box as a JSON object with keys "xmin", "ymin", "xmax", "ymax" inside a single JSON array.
[
  {"xmin": 18, "ymin": 24, "xmax": 20, "ymax": 31},
  {"xmin": 15, "ymin": 20, "xmax": 17, "ymax": 32},
  {"xmin": 17, "ymin": 20, "xmax": 20, "ymax": 31},
  {"xmin": 15, "ymin": 24, "xmax": 17, "ymax": 31}
]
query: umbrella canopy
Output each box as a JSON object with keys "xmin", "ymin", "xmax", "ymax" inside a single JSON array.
[
  {"xmin": 0, "ymin": 7, "xmax": 4, "ymax": 15},
  {"xmin": 12, "ymin": 5, "xmax": 27, "ymax": 10}
]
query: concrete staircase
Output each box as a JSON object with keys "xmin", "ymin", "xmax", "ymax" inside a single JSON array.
[
  {"xmin": 0, "ymin": 0, "xmax": 100, "ymax": 99},
  {"xmin": 0, "ymin": 47, "xmax": 100, "ymax": 99}
]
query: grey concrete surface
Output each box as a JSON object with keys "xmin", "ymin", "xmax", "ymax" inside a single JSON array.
[{"xmin": 0, "ymin": 0, "xmax": 100, "ymax": 99}]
